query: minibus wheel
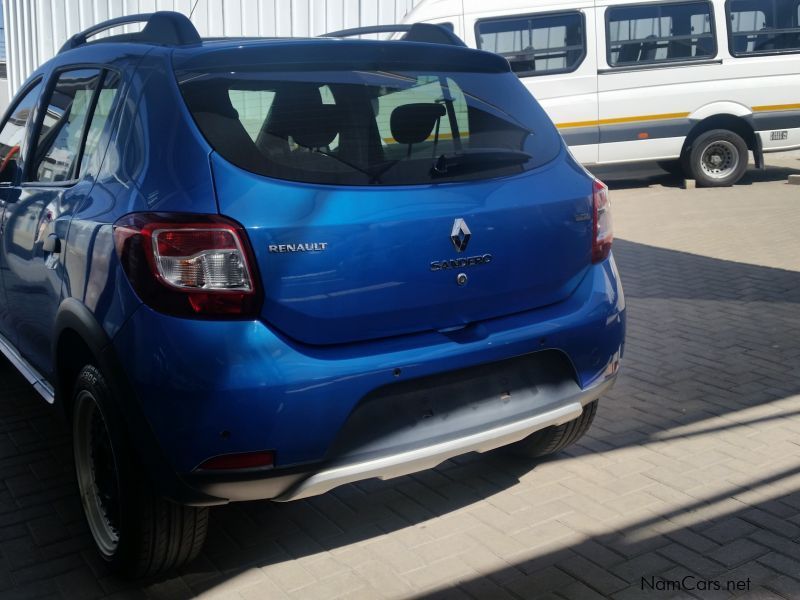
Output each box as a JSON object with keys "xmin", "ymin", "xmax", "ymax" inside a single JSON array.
[
  {"xmin": 685, "ymin": 129, "xmax": 748, "ymax": 187},
  {"xmin": 72, "ymin": 365, "xmax": 209, "ymax": 577}
]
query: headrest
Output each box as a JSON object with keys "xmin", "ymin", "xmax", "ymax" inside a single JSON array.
[
  {"xmin": 390, "ymin": 103, "xmax": 447, "ymax": 145},
  {"xmin": 268, "ymin": 86, "xmax": 341, "ymax": 149},
  {"xmin": 183, "ymin": 83, "xmax": 239, "ymax": 120},
  {"xmin": 290, "ymin": 105, "xmax": 341, "ymax": 149}
]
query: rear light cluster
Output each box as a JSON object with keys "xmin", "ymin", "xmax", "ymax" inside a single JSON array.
[
  {"xmin": 196, "ymin": 450, "xmax": 274, "ymax": 471},
  {"xmin": 591, "ymin": 179, "xmax": 613, "ymax": 263},
  {"xmin": 113, "ymin": 213, "xmax": 261, "ymax": 317}
]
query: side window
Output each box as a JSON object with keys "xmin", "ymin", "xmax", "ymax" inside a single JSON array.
[
  {"xmin": 0, "ymin": 79, "xmax": 43, "ymax": 184},
  {"xmin": 32, "ymin": 69, "xmax": 103, "ymax": 183},
  {"xmin": 607, "ymin": 2, "xmax": 716, "ymax": 67},
  {"xmin": 476, "ymin": 12, "xmax": 585, "ymax": 76},
  {"xmin": 727, "ymin": 0, "xmax": 800, "ymax": 56},
  {"xmin": 79, "ymin": 71, "xmax": 121, "ymax": 178}
]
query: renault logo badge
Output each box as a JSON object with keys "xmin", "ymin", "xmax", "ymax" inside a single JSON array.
[{"xmin": 451, "ymin": 218, "xmax": 471, "ymax": 253}]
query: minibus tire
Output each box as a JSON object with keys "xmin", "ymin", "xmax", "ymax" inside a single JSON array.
[
  {"xmin": 72, "ymin": 365, "xmax": 209, "ymax": 578},
  {"xmin": 504, "ymin": 400, "xmax": 598, "ymax": 458},
  {"xmin": 685, "ymin": 130, "xmax": 748, "ymax": 187}
]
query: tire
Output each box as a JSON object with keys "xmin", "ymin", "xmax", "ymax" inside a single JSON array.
[
  {"xmin": 72, "ymin": 365, "xmax": 208, "ymax": 578},
  {"xmin": 683, "ymin": 129, "xmax": 749, "ymax": 187},
  {"xmin": 505, "ymin": 400, "xmax": 598, "ymax": 459}
]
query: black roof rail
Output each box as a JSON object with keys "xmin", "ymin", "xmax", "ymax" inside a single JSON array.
[
  {"xmin": 59, "ymin": 11, "xmax": 201, "ymax": 54},
  {"xmin": 321, "ymin": 23, "xmax": 466, "ymax": 47}
]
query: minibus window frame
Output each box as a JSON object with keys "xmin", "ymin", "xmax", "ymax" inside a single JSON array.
[
  {"xmin": 474, "ymin": 10, "xmax": 587, "ymax": 78},
  {"xmin": 725, "ymin": 0, "xmax": 800, "ymax": 57},
  {"xmin": 604, "ymin": 0, "xmax": 718, "ymax": 69}
]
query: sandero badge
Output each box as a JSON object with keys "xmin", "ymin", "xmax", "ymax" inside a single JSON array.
[{"xmin": 432, "ymin": 218, "xmax": 492, "ymax": 271}]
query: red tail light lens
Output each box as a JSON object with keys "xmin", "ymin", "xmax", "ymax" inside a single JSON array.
[
  {"xmin": 196, "ymin": 451, "xmax": 274, "ymax": 471},
  {"xmin": 113, "ymin": 213, "xmax": 261, "ymax": 317},
  {"xmin": 592, "ymin": 180, "xmax": 613, "ymax": 264}
]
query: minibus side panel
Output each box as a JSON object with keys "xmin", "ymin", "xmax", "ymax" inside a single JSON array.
[
  {"xmin": 468, "ymin": 2, "xmax": 600, "ymax": 164},
  {"xmin": 595, "ymin": 0, "xmax": 800, "ymax": 164}
]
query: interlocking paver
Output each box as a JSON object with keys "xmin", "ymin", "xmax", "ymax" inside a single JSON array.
[
  {"xmin": 1, "ymin": 154, "xmax": 800, "ymax": 598},
  {"xmin": 708, "ymin": 539, "xmax": 769, "ymax": 569}
]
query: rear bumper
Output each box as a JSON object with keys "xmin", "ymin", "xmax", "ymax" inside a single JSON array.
[
  {"xmin": 111, "ymin": 256, "xmax": 625, "ymax": 503},
  {"xmin": 186, "ymin": 375, "xmax": 613, "ymax": 503}
]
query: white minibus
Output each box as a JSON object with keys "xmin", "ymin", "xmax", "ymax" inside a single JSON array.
[{"xmin": 402, "ymin": 0, "xmax": 800, "ymax": 186}]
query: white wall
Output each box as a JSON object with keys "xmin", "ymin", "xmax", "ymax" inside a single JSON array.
[{"xmin": 1, "ymin": 0, "xmax": 424, "ymax": 98}]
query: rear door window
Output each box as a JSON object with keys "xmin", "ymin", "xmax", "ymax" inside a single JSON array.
[
  {"xmin": 29, "ymin": 69, "xmax": 121, "ymax": 183},
  {"xmin": 607, "ymin": 1, "xmax": 716, "ymax": 67},
  {"xmin": 78, "ymin": 71, "xmax": 121, "ymax": 178},
  {"xmin": 476, "ymin": 12, "xmax": 586, "ymax": 76},
  {"xmin": 727, "ymin": 0, "xmax": 800, "ymax": 56},
  {"xmin": 32, "ymin": 69, "xmax": 103, "ymax": 183}
]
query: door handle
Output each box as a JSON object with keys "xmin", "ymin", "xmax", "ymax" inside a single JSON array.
[{"xmin": 43, "ymin": 233, "xmax": 61, "ymax": 254}]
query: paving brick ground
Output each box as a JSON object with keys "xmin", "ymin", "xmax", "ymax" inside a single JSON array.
[{"xmin": 1, "ymin": 153, "xmax": 799, "ymax": 599}]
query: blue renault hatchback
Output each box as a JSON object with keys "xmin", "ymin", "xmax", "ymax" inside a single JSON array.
[{"xmin": 0, "ymin": 12, "xmax": 624, "ymax": 576}]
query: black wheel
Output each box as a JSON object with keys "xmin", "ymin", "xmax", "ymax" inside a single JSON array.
[
  {"xmin": 684, "ymin": 129, "xmax": 749, "ymax": 187},
  {"xmin": 72, "ymin": 365, "xmax": 208, "ymax": 578},
  {"xmin": 505, "ymin": 400, "xmax": 598, "ymax": 458}
]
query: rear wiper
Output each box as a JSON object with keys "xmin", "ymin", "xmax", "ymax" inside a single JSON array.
[
  {"xmin": 303, "ymin": 147, "xmax": 376, "ymax": 180},
  {"xmin": 431, "ymin": 150, "xmax": 532, "ymax": 177}
]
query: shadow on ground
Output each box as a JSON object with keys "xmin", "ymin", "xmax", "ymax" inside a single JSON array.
[
  {"xmin": 0, "ymin": 237, "xmax": 798, "ymax": 598},
  {"xmin": 410, "ymin": 462, "xmax": 800, "ymax": 599},
  {"xmin": 591, "ymin": 161, "xmax": 800, "ymax": 191}
]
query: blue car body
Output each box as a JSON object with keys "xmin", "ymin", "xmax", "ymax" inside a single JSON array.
[{"xmin": 0, "ymin": 23, "xmax": 625, "ymax": 507}]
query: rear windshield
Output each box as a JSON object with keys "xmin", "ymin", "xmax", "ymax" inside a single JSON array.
[{"xmin": 178, "ymin": 68, "xmax": 561, "ymax": 186}]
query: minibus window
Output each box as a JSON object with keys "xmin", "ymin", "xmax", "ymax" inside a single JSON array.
[
  {"xmin": 475, "ymin": 12, "xmax": 585, "ymax": 77},
  {"xmin": 727, "ymin": 0, "xmax": 800, "ymax": 56},
  {"xmin": 607, "ymin": 1, "xmax": 716, "ymax": 67}
]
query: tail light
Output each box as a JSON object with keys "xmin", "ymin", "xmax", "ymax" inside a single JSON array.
[
  {"xmin": 196, "ymin": 450, "xmax": 274, "ymax": 471},
  {"xmin": 591, "ymin": 179, "xmax": 613, "ymax": 263},
  {"xmin": 113, "ymin": 213, "xmax": 261, "ymax": 318}
]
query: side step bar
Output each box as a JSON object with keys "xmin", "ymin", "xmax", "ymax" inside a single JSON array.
[{"xmin": 0, "ymin": 333, "xmax": 54, "ymax": 404}]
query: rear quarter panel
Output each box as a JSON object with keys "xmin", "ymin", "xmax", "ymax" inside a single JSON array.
[{"xmin": 63, "ymin": 49, "xmax": 218, "ymax": 342}]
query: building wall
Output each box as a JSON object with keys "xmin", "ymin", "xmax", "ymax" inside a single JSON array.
[
  {"xmin": 0, "ymin": 77, "xmax": 8, "ymax": 108},
  {"xmin": 1, "ymin": 0, "xmax": 424, "ymax": 99}
]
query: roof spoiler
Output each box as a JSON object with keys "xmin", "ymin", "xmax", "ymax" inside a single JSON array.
[
  {"xmin": 59, "ymin": 11, "xmax": 201, "ymax": 54},
  {"xmin": 321, "ymin": 23, "xmax": 467, "ymax": 47}
]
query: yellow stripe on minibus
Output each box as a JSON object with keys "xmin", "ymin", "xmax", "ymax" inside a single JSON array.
[
  {"xmin": 752, "ymin": 103, "xmax": 800, "ymax": 113},
  {"xmin": 556, "ymin": 104, "xmax": 800, "ymax": 130},
  {"xmin": 556, "ymin": 112, "xmax": 691, "ymax": 130},
  {"xmin": 382, "ymin": 132, "xmax": 470, "ymax": 144}
]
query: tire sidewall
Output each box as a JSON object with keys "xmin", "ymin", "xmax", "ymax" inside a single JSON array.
[
  {"xmin": 72, "ymin": 365, "xmax": 142, "ymax": 575},
  {"xmin": 688, "ymin": 129, "xmax": 749, "ymax": 187}
]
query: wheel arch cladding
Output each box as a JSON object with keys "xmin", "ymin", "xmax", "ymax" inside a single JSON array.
[
  {"xmin": 684, "ymin": 114, "xmax": 757, "ymax": 154},
  {"xmin": 53, "ymin": 298, "xmax": 115, "ymax": 418}
]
